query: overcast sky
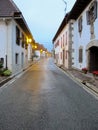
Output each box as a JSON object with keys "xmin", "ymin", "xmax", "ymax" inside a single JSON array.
[{"xmin": 13, "ymin": 0, "xmax": 76, "ymax": 51}]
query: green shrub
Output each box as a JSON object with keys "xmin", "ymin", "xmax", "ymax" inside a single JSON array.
[{"xmin": 3, "ymin": 69, "xmax": 12, "ymax": 76}]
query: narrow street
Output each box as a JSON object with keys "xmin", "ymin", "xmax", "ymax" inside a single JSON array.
[{"xmin": 0, "ymin": 58, "xmax": 98, "ymax": 130}]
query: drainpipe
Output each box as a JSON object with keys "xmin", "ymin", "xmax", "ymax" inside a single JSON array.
[
  {"xmin": 5, "ymin": 55, "xmax": 8, "ymax": 69},
  {"xmin": 5, "ymin": 19, "xmax": 8, "ymax": 69}
]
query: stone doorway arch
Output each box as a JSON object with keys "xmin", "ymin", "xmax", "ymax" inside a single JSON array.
[{"xmin": 86, "ymin": 40, "xmax": 98, "ymax": 72}]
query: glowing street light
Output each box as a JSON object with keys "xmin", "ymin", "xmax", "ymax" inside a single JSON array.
[
  {"xmin": 40, "ymin": 49, "xmax": 43, "ymax": 52},
  {"xmin": 27, "ymin": 38, "xmax": 32, "ymax": 43},
  {"xmin": 35, "ymin": 45, "xmax": 37, "ymax": 49}
]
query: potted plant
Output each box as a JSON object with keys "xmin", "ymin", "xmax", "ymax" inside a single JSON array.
[{"xmin": 82, "ymin": 68, "xmax": 88, "ymax": 74}]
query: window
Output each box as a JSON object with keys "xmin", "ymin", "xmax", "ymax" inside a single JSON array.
[
  {"xmin": 55, "ymin": 40, "xmax": 59, "ymax": 48},
  {"xmin": 66, "ymin": 32, "xmax": 67, "ymax": 45},
  {"xmin": 22, "ymin": 33, "xmax": 24, "ymax": 48},
  {"xmin": 86, "ymin": 0, "xmax": 97, "ymax": 24},
  {"xmin": 63, "ymin": 34, "xmax": 64, "ymax": 47},
  {"xmin": 86, "ymin": 11, "xmax": 91, "ymax": 25},
  {"xmin": 78, "ymin": 16, "xmax": 82, "ymax": 32},
  {"xmin": 0, "ymin": 58, "xmax": 4, "ymax": 64},
  {"xmin": 61, "ymin": 37, "xmax": 62, "ymax": 48},
  {"xmin": 15, "ymin": 53, "xmax": 19, "ymax": 64},
  {"xmin": 79, "ymin": 47, "xmax": 83, "ymax": 63},
  {"xmin": 16, "ymin": 26, "xmax": 20, "ymax": 45},
  {"xmin": 65, "ymin": 51, "xmax": 68, "ymax": 59},
  {"xmin": 61, "ymin": 52, "xmax": 62, "ymax": 59},
  {"xmin": 25, "ymin": 44, "xmax": 28, "ymax": 50},
  {"xmin": 21, "ymin": 52, "xmax": 24, "ymax": 66}
]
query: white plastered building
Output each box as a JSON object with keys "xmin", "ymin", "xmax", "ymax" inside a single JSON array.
[
  {"xmin": 0, "ymin": 0, "xmax": 34, "ymax": 75},
  {"xmin": 72, "ymin": 0, "xmax": 98, "ymax": 72},
  {"xmin": 53, "ymin": 0, "xmax": 98, "ymax": 72}
]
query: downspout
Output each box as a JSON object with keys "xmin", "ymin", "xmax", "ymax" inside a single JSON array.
[{"xmin": 5, "ymin": 19, "xmax": 8, "ymax": 69}]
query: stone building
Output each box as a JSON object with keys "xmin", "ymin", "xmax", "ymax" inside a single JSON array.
[
  {"xmin": 53, "ymin": 13, "xmax": 74, "ymax": 69},
  {"xmin": 53, "ymin": 0, "xmax": 98, "ymax": 72},
  {"xmin": 71, "ymin": 0, "xmax": 98, "ymax": 72}
]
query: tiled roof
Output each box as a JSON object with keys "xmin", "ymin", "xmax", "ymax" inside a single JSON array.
[
  {"xmin": 0, "ymin": 0, "xmax": 20, "ymax": 17},
  {"xmin": 0, "ymin": 0, "xmax": 33, "ymax": 40}
]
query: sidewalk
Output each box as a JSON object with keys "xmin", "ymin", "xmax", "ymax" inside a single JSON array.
[
  {"xmin": 0, "ymin": 58, "xmax": 41, "ymax": 87},
  {"xmin": 60, "ymin": 66, "xmax": 98, "ymax": 94}
]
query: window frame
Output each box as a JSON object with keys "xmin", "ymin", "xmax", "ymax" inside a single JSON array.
[
  {"xmin": 79, "ymin": 47, "xmax": 83, "ymax": 63},
  {"xmin": 15, "ymin": 53, "xmax": 19, "ymax": 64},
  {"xmin": 16, "ymin": 26, "xmax": 20, "ymax": 46}
]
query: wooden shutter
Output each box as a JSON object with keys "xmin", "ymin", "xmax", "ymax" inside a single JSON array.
[
  {"xmin": 86, "ymin": 11, "xmax": 90, "ymax": 25},
  {"xmin": 79, "ymin": 48, "xmax": 83, "ymax": 63},
  {"xmin": 94, "ymin": 1, "xmax": 97, "ymax": 20}
]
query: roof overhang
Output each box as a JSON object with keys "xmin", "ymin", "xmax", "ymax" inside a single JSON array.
[
  {"xmin": 52, "ymin": 0, "xmax": 92, "ymax": 42},
  {"xmin": 15, "ymin": 17, "xmax": 32, "ymax": 39},
  {"xmin": 52, "ymin": 13, "xmax": 69, "ymax": 42},
  {"xmin": 67, "ymin": 0, "xmax": 92, "ymax": 20},
  {"xmin": 14, "ymin": 12, "xmax": 33, "ymax": 39}
]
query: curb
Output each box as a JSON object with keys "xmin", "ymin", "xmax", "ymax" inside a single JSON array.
[
  {"xmin": 75, "ymin": 76, "xmax": 98, "ymax": 94},
  {"xmin": 83, "ymin": 82, "xmax": 98, "ymax": 94},
  {"xmin": 60, "ymin": 66, "xmax": 98, "ymax": 94},
  {"xmin": 0, "ymin": 76, "xmax": 13, "ymax": 87}
]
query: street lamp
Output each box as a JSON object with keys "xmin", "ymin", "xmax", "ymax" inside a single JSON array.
[
  {"xmin": 40, "ymin": 49, "xmax": 43, "ymax": 52},
  {"xmin": 35, "ymin": 45, "xmax": 37, "ymax": 49},
  {"xmin": 27, "ymin": 38, "xmax": 32, "ymax": 43}
]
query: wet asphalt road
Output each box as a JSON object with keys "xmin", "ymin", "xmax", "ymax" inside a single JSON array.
[{"xmin": 0, "ymin": 58, "xmax": 98, "ymax": 130}]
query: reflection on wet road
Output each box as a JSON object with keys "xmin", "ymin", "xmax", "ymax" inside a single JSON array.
[{"xmin": 0, "ymin": 58, "xmax": 98, "ymax": 130}]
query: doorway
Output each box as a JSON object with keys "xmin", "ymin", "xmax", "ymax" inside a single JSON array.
[{"xmin": 89, "ymin": 46, "xmax": 98, "ymax": 72}]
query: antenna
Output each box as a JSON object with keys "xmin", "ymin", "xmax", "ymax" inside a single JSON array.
[{"xmin": 62, "ymin": 0, "xmax": 67, "ymax": 14}]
